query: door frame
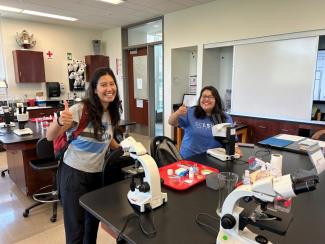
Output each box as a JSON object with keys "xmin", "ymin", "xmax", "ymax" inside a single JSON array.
[
  {"xmin": 122, "ymin": 42, "xmax": 163, "ymax": 137},
  {"xmin": 122, "ymin": 16, "xmax": 164, "ymax": 137}
]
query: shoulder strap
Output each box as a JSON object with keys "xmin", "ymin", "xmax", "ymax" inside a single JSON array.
[{"xmin": 71, "ymin": 104, "xmax": 88, "ymax": 139}]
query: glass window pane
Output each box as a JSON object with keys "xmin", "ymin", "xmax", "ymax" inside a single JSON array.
[
  {"xmin": 154, "ymin": 44, "xmax": 163, "ymax": 136},
  {"xmin": 128, "ymin": 19, "xmax": 162, "ymax": 46}
]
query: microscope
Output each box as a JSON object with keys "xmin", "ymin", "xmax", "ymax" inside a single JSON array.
[
  {"xmin": 120, "ymin": 137, "xmax": 168, "ymax": 213},
  {"xmin": 0, "ymin": 106, "xmax": 15, "ymax": 127},
  {"xmin": 217, "ymin": 170, "xmax": 319, "ymax": 243},
  {"xmin": 14, "ymin": 103, "xmax": 33, "ymax": 136},
  {"xmin": 207, "ymin": 123, "xmax": 239, "ymax": 161}
]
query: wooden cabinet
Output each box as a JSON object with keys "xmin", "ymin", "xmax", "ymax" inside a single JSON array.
[
  {"xmin": 278, "ymin": 121, "xmax": 299, "ymax": 135},
  {"xmin": 85, "ymin": 55, "xmax": 109, "ymax": 82},
  {"xmin": 253, "ymin": 119, "xmax": 279, "ymax": 143},
  {"xmin": 13, "ymin": 50, "xmax": 46, "ymax": 83},
  {"xmin": 232, "ymin": 115, "xmax": 325, "ymax": 143}
]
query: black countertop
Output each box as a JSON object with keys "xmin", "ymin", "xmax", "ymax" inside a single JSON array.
[
  {"xmin": 0, "ymin": 122, "xmax": 44, "ymax": 144},
  {"xmin": 80, "ymin": 147, "xmax": 325, "ymax": 244}
]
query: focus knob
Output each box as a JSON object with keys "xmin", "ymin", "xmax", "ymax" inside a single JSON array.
[
  {"xmin": 139, "ymin": 182, "xmax": 150, "ymax": 193},
  {"xmin": 221, "ymin": 214, "xmax": 236, "ymax": 229}
]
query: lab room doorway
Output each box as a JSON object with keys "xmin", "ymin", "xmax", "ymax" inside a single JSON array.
[
  {"xmin": 127, "ymin": 47, "xmax": 149, "ymax": 135},
  {"xmin": 126, "ymin": 44, "xmax": 163, "ymax": 137},
  {"xmin": 122, "ymin": 17, "xmax": 164, "ymax": 138}
]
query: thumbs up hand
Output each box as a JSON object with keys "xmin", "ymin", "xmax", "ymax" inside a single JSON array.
[
  {"xmin": 176, "ymin": 104, "xmax": 188, "ymax": 116},
  {"xmin": 58, "ymin": 100, "xmax": 73, "ymax": 127}
]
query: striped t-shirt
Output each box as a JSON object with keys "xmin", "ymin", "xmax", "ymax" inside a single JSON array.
[{"xmin": 63, "ymin": 103, "xmax": 113, "ymax": 173}]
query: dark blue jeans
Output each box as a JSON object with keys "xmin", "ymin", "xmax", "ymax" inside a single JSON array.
[{"xmin": 58, "ymin": 162, "xmax": 102, "ymax": 244}]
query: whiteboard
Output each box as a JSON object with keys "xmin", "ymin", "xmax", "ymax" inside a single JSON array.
[{"xmin": 232, "ymin": 37, "xmax": 318, "ymax": 120}]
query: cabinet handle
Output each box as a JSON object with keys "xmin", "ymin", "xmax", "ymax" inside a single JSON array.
[
  {"xmin": 281, "ymin": 129, "xmax": 289, "ymax": 132},
  {"xmin": 19, "ymin": 71, "xmax": 21, "ymax": 77},
  {"xmin": 258, "ymin": 125, "xmax": 267, "ymax": 129}
]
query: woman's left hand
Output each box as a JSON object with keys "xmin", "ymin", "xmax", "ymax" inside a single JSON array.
[{"xmin": 235, "ymin": 145, "xmax": 243, "ymax": 157}]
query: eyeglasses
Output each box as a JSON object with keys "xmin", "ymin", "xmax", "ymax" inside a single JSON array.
[{"xmin": 201, "ymin": 95, "xmax": 215, "ymax": 100}]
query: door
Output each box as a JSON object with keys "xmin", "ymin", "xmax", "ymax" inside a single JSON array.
[{"xmin": 127, "ymin": 48, "xmax": 149, "ymax": 135}]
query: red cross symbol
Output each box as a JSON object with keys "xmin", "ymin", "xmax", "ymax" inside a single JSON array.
[{"xmin": 46, "ymin": 51, "xmax": 53, "ymax": 58}]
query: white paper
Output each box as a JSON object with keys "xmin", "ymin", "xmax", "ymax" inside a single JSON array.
[
  {"xmin": 299, "ymin": 138, "xmax": 325, "ymax": 148},
  {"xmin": 136, "ymin": 99, "xmax": 143, "ymax": 108},
  {"xmin": 136, "ymin": 78, "xmax": 143, "ymax": 89},
  {"xmin": 309, "ymin": 148, "xmax": 325, "ymax": 175},
  {"xmin": 275, "ymin": 134, "xmax": 305, "ymax": 142}
]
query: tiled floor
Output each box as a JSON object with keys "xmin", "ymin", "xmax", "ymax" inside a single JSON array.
[{"xmin": 0, "ymin": 133, "xmax": 151, "ymax": 244}]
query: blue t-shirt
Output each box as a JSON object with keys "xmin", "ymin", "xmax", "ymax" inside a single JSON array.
[{"xmin": 178, "ymin": 107, "xmax": 233, "ymax": 159}]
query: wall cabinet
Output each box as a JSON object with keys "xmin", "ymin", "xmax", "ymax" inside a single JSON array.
[
  {"xmin": 85, "ymin": 55, "xmax": 109, "ymax": 82},
  {"xmin": 12, "ymin": 50, "xmax": 46, "ymax": 83}
]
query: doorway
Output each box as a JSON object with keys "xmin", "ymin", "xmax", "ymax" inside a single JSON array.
[{"xmin": 127, "ymin": 47, "xmax": 149, "ymax": 136}]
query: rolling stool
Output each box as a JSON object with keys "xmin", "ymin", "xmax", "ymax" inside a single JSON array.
[
  {"xmin": 1, "ymin": 169, "xmax": 8, "ymax": 177},
  {"xmin": 23, "ymin": 138, "xmax": 60, "ymax": 222}
]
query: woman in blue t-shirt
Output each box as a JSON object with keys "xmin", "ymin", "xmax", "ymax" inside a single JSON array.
[{"xmin": 169, "ymin": 86, "xmax": 241, "ymax": 158}]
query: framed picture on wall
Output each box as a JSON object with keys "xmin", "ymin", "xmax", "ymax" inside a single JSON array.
[{"xmin": 189, "ymin": 75, "xmax": 197, "ymax": 94}]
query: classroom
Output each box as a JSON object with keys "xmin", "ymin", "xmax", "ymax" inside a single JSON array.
[{"xmin": 0, "ymin": 0, "xmax": 324, "ymax": 243}]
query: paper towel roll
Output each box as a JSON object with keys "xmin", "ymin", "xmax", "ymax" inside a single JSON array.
[{"xmin": 270, "ymin": 154, "xmax": 283, "ymax": 177}]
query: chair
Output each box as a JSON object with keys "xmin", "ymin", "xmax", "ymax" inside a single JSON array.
[
  {"xmin": 150, "ymin": 136, "xmax": 182, "ymax": 168},
  {"xmin": 1, "ymin": 169, "xmax": 8, "ymax": 177},
  {"xmin": 311, "ymin": 129, "xmax": 325, "ymax": 141},
  {"xmin": 23, "ymin": 138, "xmax": 60, "ymax": 222},
  {"xmin": 102, "ymin": 147, "xmax": 135, "ymax": 187}
]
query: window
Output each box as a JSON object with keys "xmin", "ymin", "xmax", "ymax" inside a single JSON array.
[{"xmin": 128, "ymin": 19, "xmax": 162, "ymax": 46}]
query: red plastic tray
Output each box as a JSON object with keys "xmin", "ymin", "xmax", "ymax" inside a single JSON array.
[{"xmin": 159, "ymin": 160, "xmax": 219, "ymax": 191}]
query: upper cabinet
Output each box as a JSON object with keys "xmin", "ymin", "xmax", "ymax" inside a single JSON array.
[
  {"xmin": 85, "ymin": 55, "xmax": 109, "ymax": 82},
  {"xmin": 12, "ymin": 50, "xmax": 46, "ymax": 83}
]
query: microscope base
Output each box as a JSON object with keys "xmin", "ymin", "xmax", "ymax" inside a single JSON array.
[
  {"xmin": 207, "ymin": 148, "xmax": 240, "ymax": 161},
  {"xmin": 13, "ymin": 128, "xmax": 33, "ymax": 136},
  {"xmin": 127, "ymin": 190, "xmax": 167, "ymax": 213},
  {"xmin": 217, "ymin": 227, "xmax": 271, "ymax": 244}
]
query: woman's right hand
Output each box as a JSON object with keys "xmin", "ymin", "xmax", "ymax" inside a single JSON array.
[
  {"xmin": 58, "ymin": 101, "xmax": 73, "ymax": 127},
  {"xmin": 176, "ymin": 104, "xmax": 188, "ymax": 116}
]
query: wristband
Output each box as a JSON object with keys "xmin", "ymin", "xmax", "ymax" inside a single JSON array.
[{"xmin": 57, "ymin": 116, "xmax": 64, "ymax": 127}]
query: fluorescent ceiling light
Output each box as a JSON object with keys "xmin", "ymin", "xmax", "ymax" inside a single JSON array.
[
  {"xmin": 22, "ymin": 10, "xmax": 77, "ymax": 21},
  {"xmin": 98, "ymin": 0, "xmax": 126, "ymax": 5},
  {"xmin": 0, "ymin": 5, "xmax": 22, "ymax": 13}
]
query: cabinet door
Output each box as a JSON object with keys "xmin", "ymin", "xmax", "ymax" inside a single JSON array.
[
  {"xmin": 278, "ymin": 121, "xmax": 299, "ymax": 135},
  {"xmin": 13, "ymin": 50, "xmax": 45, "ymax": 83},
  {"xmin": 85, "ymin": 55, "xmax": 109, "ymax": 82},
  {"xmin": 252, "ymin": 119, "xmax": 279, "ymax": 143}
]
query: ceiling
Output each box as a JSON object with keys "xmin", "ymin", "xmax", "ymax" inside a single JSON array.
[{"xmin": 0, "ymin": 0, "xmax": 214, "ymax": 30}]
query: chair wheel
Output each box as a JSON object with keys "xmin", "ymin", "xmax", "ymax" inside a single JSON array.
[
  {"xmin": 50, "ymin": 216, "xmax": 57, "ymax": 222},
  {"xmin": 23, "ymin": 210, "xmax": 29, "ymax": 217}
]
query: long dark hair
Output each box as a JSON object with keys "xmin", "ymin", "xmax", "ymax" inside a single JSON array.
[
  {"xmin": 194, "ymin": 86, "xmax": 226, "ymax": 122},
  {"xmin": 83, "ymin": 67, "xmax": 122, "ymax": 140}
]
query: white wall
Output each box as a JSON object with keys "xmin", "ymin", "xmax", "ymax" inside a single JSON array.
[
  {"xmin": 202, "ymin": 47, "xmax": 233, "ymax": 101},
  {"xmin": 1, "ymin": 18, "xmax": 102, "ymax": 101},
  {"xmin": 164, "ymin": 0, "xmax": 325, "ymax": 137},
  {"xmin": 102, "ymin": 27, "xmax": 124, "ymax": 118}
]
